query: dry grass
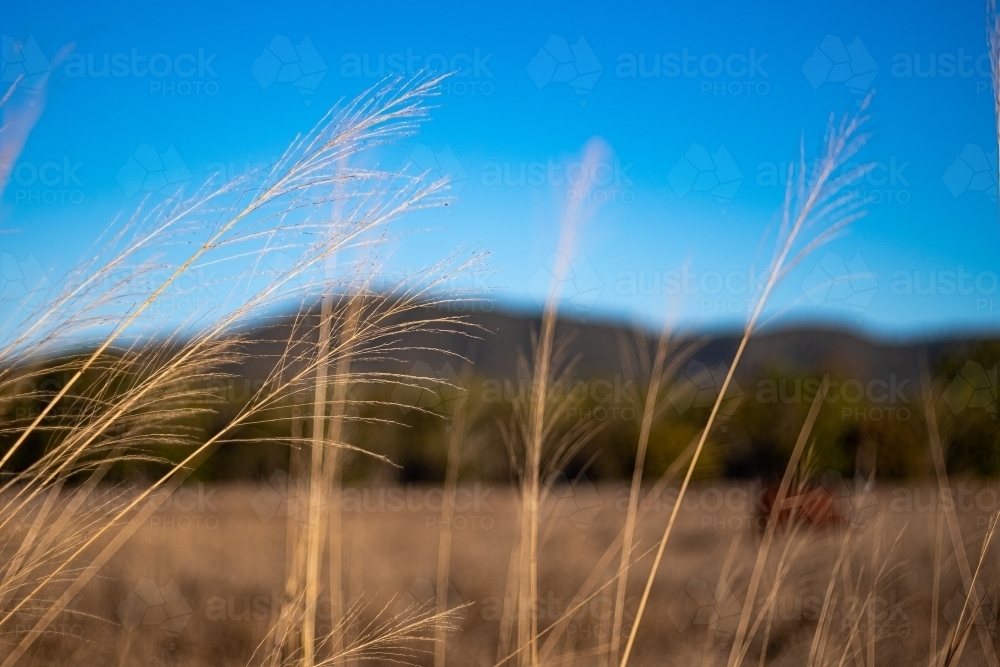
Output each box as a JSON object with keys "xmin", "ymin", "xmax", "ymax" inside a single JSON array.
[
  {"xmin": 1, "ymin": 11, "xmax": 998, "ymax": 662},
  {"xmin": 7, "ymin": 482, "xmax": 996, "ymax": 667},
  {"xmin": 0, "ymin": 74, "xmax": 476, "ymax": 665}
]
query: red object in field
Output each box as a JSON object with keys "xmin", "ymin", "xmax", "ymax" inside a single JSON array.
[{"xmin": 758, "ymin": 483, "xmax": 843, "ymax": 529}]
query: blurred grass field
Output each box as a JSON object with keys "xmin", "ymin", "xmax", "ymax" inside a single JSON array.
[{"xmin": 22, "ymin": 482, "xmax": 996, "ymax": 667}]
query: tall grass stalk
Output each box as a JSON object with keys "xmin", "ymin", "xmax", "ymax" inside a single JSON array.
[
  {"xmin": 515, "ymin": 139, "xmax": 608, "ymax": 667},
  {"xmin": 497, "ymin": 537, "xmax": 668, "ymax": 667},
  {"xmin": 325, "ymin": 295, "xmax": 361, "ymax": 657},
  {"xmin": 434, "ymin": 352, "xmax": 478, "ymax": 667},
  {"xmin": 607, "ymin": 315, "xmax": 676, "ymax": 665},
  {"xmin": 269, "ymin": 412, "xmax": 307, "ymax": 666},
  {"xmin": 939, "ymin": 512, "xmax": 1000, "ymax": 667},
  {"xmin": 920, "ymin": 354, "xmax": 1000, "ymax": 667},
  {"xmin": 531, "ymin": 435, "xmax": 700, "ymax": 666},
  {"xmin": 727, "ymin": 378, "xmax": 830, "ymax": 667},
  {"xmin": 1, "ymin": 71, "xmax": 448, "ymax": 481},
  {"xmin": 619, "ymin": 98, "xmax": 873, "ymax": 667},
  {"xmin": 302, "ymin": 279, "xmax": 336, "ymax": 667},
  {"xmin": 929, "ymin": 502, "xmax": 946, "ymax": 667},
  {"xmin": 0, "ymin": 75, "xmax": 481, "ymax": 666}
]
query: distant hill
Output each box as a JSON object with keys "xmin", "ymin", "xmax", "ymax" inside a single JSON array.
[
  {"xmin": 8, "ymin": 302, "xmax": 993, "ymax": 483},
  {"xmin": 293, "ymin": 304, "xmax": 993, "ymax": 391}
]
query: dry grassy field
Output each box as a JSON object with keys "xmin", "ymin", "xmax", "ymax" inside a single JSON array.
[
  {"xmin": 24, "ymin": 482, "xmax": 998, "ymax": 667},
  {"xmin": 2, "ymin": 53, "xmax": 998, "ymax": 667}
]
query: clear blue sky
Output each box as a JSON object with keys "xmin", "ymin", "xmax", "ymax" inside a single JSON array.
[{"xmin": 1, "ymin": 0, "xmax": 998, "ymax": 338}]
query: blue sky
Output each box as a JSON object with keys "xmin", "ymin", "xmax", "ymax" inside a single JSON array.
[{"xmin": 1, "ymin": 0, "xmax": 998, "ymax": 338}]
